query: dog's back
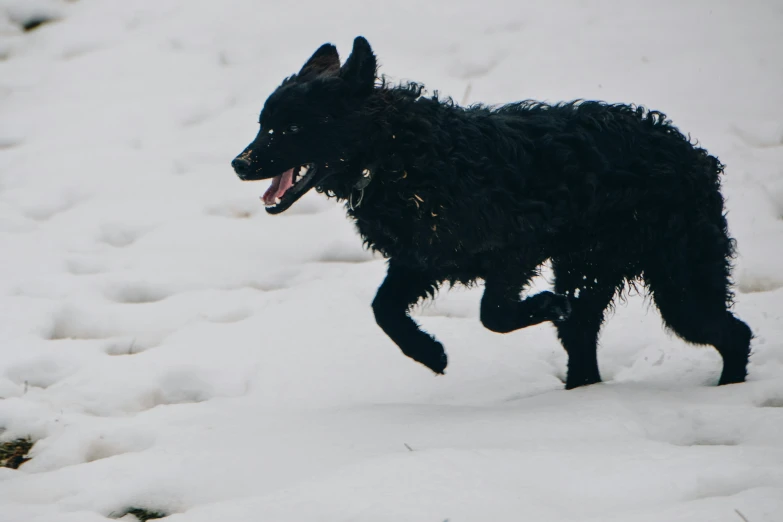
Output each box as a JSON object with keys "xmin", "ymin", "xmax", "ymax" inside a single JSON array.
[{"xmin": 355, "ymin": 98, "xmax": 726, "ymax": 270}]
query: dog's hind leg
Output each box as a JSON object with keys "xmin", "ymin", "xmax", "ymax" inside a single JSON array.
[
  {"xmin": 480, "ymin": 271, "xmax": 571, "ymax": 334},
  {"xmin": 551, "ymin": 258, "xmax": 630, "ymax": 389},
  {"xmin": 372, "ymin": 261, "xmax": 447, "ymax": 374},
  {"xmin": 644, "ymin": 236, "xmax": 752, "ymax": 385}
]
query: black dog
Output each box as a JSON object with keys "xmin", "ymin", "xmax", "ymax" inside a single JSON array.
[{"xmin": 232, "ymin": 37, "xmax": 752, "ymax": 389}]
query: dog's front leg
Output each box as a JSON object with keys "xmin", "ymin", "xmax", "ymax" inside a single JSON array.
[
  {"xmin": 480, "ymin": 275, "xmax": 571, "ymax": 334},
  {"xmin": 371, "ymin": 262, "xmax": 447, "ymax": 374}
]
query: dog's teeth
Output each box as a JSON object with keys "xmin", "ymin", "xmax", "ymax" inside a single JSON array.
[{"xmin": 275, "ymin": 197, "xmax": 281, "ymax": 205}]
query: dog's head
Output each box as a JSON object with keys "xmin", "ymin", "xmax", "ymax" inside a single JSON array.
[{"xmin": 231, "ymin": 36, "xmax": 378, "ymax": 214}]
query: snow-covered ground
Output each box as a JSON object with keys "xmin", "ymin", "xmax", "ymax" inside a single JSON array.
[{"xmin": 1, "ymin": 1, "xmax": 782, "ymax": 520}]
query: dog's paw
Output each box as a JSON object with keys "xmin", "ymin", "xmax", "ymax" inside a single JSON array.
[
  {"xmin": 531, "ymin": 291, "xmax": 571, "ymax": 323},
  {"xmin": 425, "ymin": 349, "xmax": 448, "ymax": 375},
  {"xmin": 565, "ymin": 372, "xmax": 602, "ymax": 389},
  {"xmin": 403, "ymin": 339, "xmax": 448, "ymax": 375}
]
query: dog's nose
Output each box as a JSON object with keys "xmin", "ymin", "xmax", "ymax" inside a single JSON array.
[{"xmin": 232, "ymin": 157, "xmax": 252, "ymax": 176}]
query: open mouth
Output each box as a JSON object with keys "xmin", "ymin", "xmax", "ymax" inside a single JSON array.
[{"xmin": 261, "ymin": 163, "xmax": 318, "ymax": 214}]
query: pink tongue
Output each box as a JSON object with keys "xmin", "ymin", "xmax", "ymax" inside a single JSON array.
[{"xmin": 261, "ymin": 169, "xmax": 294, "ymax": 206}]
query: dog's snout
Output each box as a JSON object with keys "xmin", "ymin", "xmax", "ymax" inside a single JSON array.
[
  {"xmin": 232, "ymin": 157, "xmax": 251, "ymax": 171},
  {"xmin": 232, "ymin": 156, "xmax": 252, "ymax": 176}
]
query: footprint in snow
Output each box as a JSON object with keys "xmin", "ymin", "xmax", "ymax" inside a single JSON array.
[
  {"xmin": 138, "ymin": 368, "xmax": 215, "ymax": 410},
  {"xmin": 103, "ymin": 337, "xmax": 157, "ymax": 356},
  {"xmin": 66, "ymin": 256, "xmax": 105, "ymax": 275},
  {"xmin": 0, "ymin": 136, "xmax": 23, "ymax": 149},
  {"xmin": 48, "ymin": 308, "xmax": 117, "ymax": 340},
  {"xmin": 20, "ymin": 192, "xmax": 85, "ymax": 222},
  {"xmin": 766, "ymin": 180, "xmax": 783, "ymax": 221},
  {"xmin": 315, "ymin": 241, "xmax": 377, "ymax": 264},
  {"xmin": 757, "ymin": 394, "xmax": 783, "ymax": 408},
  {"xmin": 7, "ymin": 6, "xmax": 62, "ymax": 33},
  {"xmin": 83, "ymin": 429, "xmax": 155, "ymax": 463},
  {"xmin": 205, "ymin": 198, "xmax": 260, "ymax": 219},
  {"xmin": 103, "ymin": 282, "xmax": 171, "ymax": 304},
  {"xmin": 684, "ymin": 479, "xmax": 754, "ymax": 502},
  {"xmin": 677, "ymin": 437, "xmax": 740, "ymax": 447},
  {"xmin": 483, "ymin": 20, "xmax": 524, "ymax": 35},
  {"xmin": 731, "ymin": 123, "xmax": 783, "ymax": 149},
  {"xmin": 4, "ymin": 356, "xmax": 77, "ymax": 389},
  {"xmin": 201, "ymin": 307, "xmax": 253, "ymax": 324},
  {"xmin": 736, "ymin": 271, "xmax": 783, "ymax": 294},
  {"xmin": 97, "ymin": 222, "xmax": 150, "ymax": 248}
]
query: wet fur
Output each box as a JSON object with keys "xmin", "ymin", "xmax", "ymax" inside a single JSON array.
[{"xmin": 233, "ymin": 37, "xmax": 752, "ymax": 388}]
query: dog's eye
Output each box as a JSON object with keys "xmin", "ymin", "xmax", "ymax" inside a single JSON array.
[{"xmin": 287, "ymin": 125, "xmax": 301, "ymax": 134}]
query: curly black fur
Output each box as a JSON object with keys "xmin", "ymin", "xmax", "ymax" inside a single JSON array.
[{"xmin": 232, "ymin": 37, "xmax": 752, "ymax": 388}]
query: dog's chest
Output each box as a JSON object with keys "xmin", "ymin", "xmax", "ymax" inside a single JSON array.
[{"xmin": 351, "ymin": 192, "xmax": 471, "ymax": 268}]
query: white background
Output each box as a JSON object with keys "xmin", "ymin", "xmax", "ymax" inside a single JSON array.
[{"xmin": 1, "ymin": 1, "xmax": 782, "ymax": 520}]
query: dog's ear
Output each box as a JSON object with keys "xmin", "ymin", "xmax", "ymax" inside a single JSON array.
[
  {"xmin": 298, "ymin": 43, "xmax": 340, "ymax": 80},
  {"xmin": 340, "ymin": 36, "xmax": 377, "ymax": 95}
]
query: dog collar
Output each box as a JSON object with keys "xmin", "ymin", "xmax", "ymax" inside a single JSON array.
[{"xmin": 350, "ymin": 168, "xmax": 373, "ymax": 210}]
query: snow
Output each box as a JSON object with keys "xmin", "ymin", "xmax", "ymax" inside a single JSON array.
[{"xmin": 1, "ymin": 1, "xmax": 782, "ymax": 521}]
